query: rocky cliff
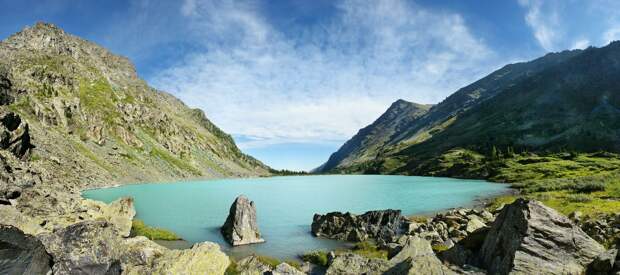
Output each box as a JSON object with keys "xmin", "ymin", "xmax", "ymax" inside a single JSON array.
[{"xmin": 0, "ymin": 21, "xmax": 269, "ymax": 237}]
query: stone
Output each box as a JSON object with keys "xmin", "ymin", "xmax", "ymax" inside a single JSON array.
[
  {"xmin": 236, "ymin": 255, "xmax": 272, "ymax": 275},
  {"xmin": 39, "ymin": 221, "xmax": 124, "ymax": 275},
  {"xmin": 0, "ymin": 225, "xmax": 52, "ymax": 274},
  {"xmin": 479, "ymin": 199, "xmax": 605, "ymax": 275},
  {"xmin": 271, "ymin": 263, "xmax": 305, "ymax": 275},
  {"xmin": 312, "ymin": 209, "xmax": 406, "ymax": 243},
  {"xmin": 465, "ymin": 217, "xmax": 485, "ymax": 234},
  {"xmin": 0, "ymin": 205, "xmax": 45, "ymax": 235},
  {"xmin": 587, "ymin": 249, "xmax": 618, "ymax": 273},
  {"xmin": 106, "ymin": 197, "xmax": 136, "ymax": 237},
  {"xmin": 148, "ymin": 242, "xmax": 230, "ymax": 275},
  {"xmin": 326, "ymin": 252, "xmax": 391, "ymax": 275},
  {"xmin": 221, "ymin": 195, "xmax": 265, "ymax": 246},
  {"xmin": 386, "ymin": 236, "xmax": 454, "ymax": 274}
]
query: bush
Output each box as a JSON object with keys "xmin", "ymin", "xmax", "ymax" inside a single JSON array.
[
  {"xmin": 130, "ymin": 219, "xmax": 181, "ymax": 240},
  {"xmin": 301, "ymin": 251, "xmax": 329, "ymax": 267},
  {"xmin": 566, "ymin": 194, "xmax": 593, "ymax": 203},
  {"xmin": 571, "ymin": 181, "xmax": 606, "ymax": 193}
]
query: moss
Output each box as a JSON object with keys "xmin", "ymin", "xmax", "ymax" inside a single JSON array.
[
  {"xmin": 432, "ymin": 244, "xmax": 450, "ymax": 252},
  {"xmin": 225, "ymin": 259, "xmax": 239, "ymax": 275},
  {"xmin": 130, "ymin": 219, "xmax": 181, "ymax": 241}
]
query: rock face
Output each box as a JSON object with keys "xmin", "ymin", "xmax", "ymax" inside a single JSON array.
[
  {"xmin": 479, "ymin": 198, "xmax": 605, "ymax": 275},
  {"xmin": 311, "ymin": 209, "xmax": 407, "ymax": 243},
  {"xmin": 0, "ymin": 112, "xmax": 33, "ymax": 159},
  {"xmin": 0, "ymin": 225, "xmax": 52, "ymax": 275},
  {"xmin": 221, "ymin": 195, "xmax": 265, "ymax": 246}
]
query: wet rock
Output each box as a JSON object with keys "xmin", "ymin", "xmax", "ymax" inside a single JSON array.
[
  {"xmin": 479, "ymin": 199, "xmax": 605, "ymax": 275},
  {"xmin": 221, "ymin": 195, "xmax": 265, "ymax": 246},
  {"xmin": 0, "ymin": 225, "xmax": 52, "ymax": 274},
  {"xmin": 312, "ymin": 209, "xmax": 407, "ymax": 243}
]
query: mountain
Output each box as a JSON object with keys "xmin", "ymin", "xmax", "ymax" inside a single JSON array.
[
  {"xmin": 318, "ymin": 99, "xmax": 432, "ymax": 172},
  {"xmin": 319, "ymin": 42, "xmax": 620, "ymax": 176},
  {"xmin": 0, "ymin": 22, "xmax": 269, "ymax": 193}
]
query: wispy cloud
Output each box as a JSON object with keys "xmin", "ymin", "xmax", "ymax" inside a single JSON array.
[
  {"xmin": 518, "ymin": 0, "xmax": 561, "ymax": 51},
  {"xmin": 151, "ymin": 0, "xmax": 500, "ymax": 148}
]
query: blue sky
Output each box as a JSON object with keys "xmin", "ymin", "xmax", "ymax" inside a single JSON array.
[{"xmin": 2, "ymin": 0, "xmax": 619, "ymax": 171}]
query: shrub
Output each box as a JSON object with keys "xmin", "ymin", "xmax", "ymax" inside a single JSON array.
[
  {"xmin": 571, "ymin": 181, "xmax": 606, "ymax": 193},
  {"xmin": 566, "ymin": 194, "xmax": 593, "ymax": 203},
  {"xmin": 301, "ymin": 251, "xmax": 329, "ymax": 267}
]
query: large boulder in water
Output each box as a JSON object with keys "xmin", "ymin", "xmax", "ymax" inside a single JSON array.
[
  {"xmin": 0, "ymin": 225, "xmax": 52, "ymax": 274},
  {"xmin": 312, "ymin": 209, "xmax": 407, "ymax": 243},
  {"xmin": 221, "ymin": 195, "xmax": 265, "ymax": 246},
  {"xmin": 479, "ymin": 198, "xmax": 605, "ymax": 275}
]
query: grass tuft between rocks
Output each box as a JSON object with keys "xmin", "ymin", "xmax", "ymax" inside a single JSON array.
[{"xmin": 130, "ymin": 219, "xmax": 181, "ymax": 241}]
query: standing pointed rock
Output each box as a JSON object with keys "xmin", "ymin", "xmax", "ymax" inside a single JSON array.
[{"xmin": 221, "ymin": 195, "xmax": 265, "ymax": 246}]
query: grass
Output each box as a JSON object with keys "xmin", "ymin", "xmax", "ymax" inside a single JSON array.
[
  {"xmin": 130, "ymin": 219, "xmax": 181, "ymax": 241},
  {"xmin": 301, "ymin": 251, "xmax": 329, "ymax": 267},
  {"xmin": 300, "ymin": 241, "xmax": 387, "ymax": 267}
]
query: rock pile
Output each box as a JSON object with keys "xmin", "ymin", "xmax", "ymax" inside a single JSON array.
[
  {"xmin": 577, "ymin": 212, "xmax": 620, "ymax": 247},
  {"xmin": 311, "ymin": 209, "xmax": 407, "ymax": 243},
  {"xmin": 221, "ymin": 195, "xmax": 265, "ymax": 246},
  {"xmin": 406, "ymin": 208, "xmax": 494, "ymax": 248}
]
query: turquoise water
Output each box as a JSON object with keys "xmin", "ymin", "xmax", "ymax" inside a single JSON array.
[{"xmin": 82, "ymin": 175, "xmax": 508, "ymax": 259}]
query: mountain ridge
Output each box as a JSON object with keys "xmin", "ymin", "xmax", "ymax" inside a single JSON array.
[{"xmin": 319, "ymin": 41, "xmax": 620, "ymax": 176}]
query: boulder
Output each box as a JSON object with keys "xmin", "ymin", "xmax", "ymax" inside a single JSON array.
[
  {"xmin": 272, "ymin": 262, "xmax": 305, "ymax": 275},
  {"xmin": 39, "ymin": 221, "xmax": 124, "ymax": 274},
  {"xmin": 221, "ymin": 195, "xmax": 265, "ymax": 246},
  {"xmin": 312, "ymin": 209, "xmax": 406, "ymax": 243},
  {"xmin": 106, "ymin": 197, "xmax": 136, "ymax": 237},
  {"xmin": 236, "ymin": 255, "xmax": 272, "ymax": 275},
  {"xmin": 479, "ymin": 199, "xmax": 605, "ymax": 275},
  {"xmin": 0, "ymin": 205, "xmax": 45, "ymax": 235},
  {"xmin": 0, "ymin": 225, "xmax": 52, "ymax": 274},
  {"xmin": 148, "ymin": 241, "xmax": 230, "ymax": 275},
  {"xmin": 325, "ymin": 253, "xmax": 391, "ymax": 275},
  {"xmin": 386, "ymin": 236, "xmax": 455, "ymax": 275}
]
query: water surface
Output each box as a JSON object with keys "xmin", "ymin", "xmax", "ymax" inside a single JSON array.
[{"xmin": 82, "ymin": 175, "xmax": 507, "ymax": 259}]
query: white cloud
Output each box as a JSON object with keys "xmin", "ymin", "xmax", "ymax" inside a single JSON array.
[
  {"xmin": 571, "ymin": 38, "xmax": 590, "ymax": 50},
  {"xmin": 151, "ymin": 0, "xmax": 499, "ymax": 148},
  {"xmin": 518, "ymin": 0, "xmax": 561, "ymax": 52}
]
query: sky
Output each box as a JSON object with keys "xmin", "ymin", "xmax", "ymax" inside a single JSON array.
[{"xmin": 1, "ymin": 0, "xmax": 620, "ymax": 171}]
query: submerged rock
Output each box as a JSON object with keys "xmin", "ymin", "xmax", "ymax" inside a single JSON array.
[
  {"xmin": 479, "ymin": 198, "xmax": 605, "ymax": 275},
  {"xmin": 311, "ymin": 209, "xmax": 407, "ymax": 243},
  {"xmin": 221, "ymin": 195, "xmax": 265, "ymax": 246},
  {"xmin": 0, "ymin": 225, "xmax": 52, "ymax": 275}
]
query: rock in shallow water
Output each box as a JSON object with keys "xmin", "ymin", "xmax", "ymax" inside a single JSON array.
[
  {"xmin": 221, "ymin": 195, "xmax": 265, "ymax": 246},
  {"xmin": 311, "ymin": 209, "xmax": 407, "ymax": 243}
]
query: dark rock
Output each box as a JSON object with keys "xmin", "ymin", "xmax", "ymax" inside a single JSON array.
[
  {"xmin": 479, "ymin": 199, "xmax": 605, "ymax": 275},
  {"xmin": 312, "ymin": 209, "xmax": 407, "ymax": 243},
  {"xmin": 0, "ymin": 112, "xmax": 33, "ymax": 159},
  {"xmin": 221, "ymin": 195, "xmax": 265, "ymax": 246},
  {"xmin": 587, "ymin": 249, "xmax": 617, "ymax": 274},
  {"xmin": 0, "ymin": 225, "xmax": 52, "ymax": 274}
]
